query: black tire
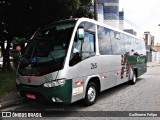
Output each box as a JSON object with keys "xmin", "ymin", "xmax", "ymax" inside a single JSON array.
[
  {"xmin": 130, "ymin": 71, "xmax": 137, "ymax": 85},
  {"xmin": 83, "ymin": 82, "xmax": 98, "ymax": 106}
]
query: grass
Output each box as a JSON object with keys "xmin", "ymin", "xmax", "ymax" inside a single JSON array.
[{"xmin": 0, "ymin": 70, "xmax": 16, "ymax": 98}]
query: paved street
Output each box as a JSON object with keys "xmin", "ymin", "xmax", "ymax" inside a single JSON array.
[{"xmin": 1, "ymin": 63, "xmax": 160, "ymax": 119}]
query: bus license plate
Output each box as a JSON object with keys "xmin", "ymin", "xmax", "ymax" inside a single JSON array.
[{"xmin": 26, "ymin": 94, "xmax": 36, "ymax": 99}]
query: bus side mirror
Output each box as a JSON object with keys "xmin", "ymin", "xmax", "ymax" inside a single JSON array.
[{"xmin": 77, "ymin": 28, "xmax": 84, "ymax": 40}]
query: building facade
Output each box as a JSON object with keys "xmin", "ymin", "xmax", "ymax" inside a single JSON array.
[
  {"xmin": 90, "ymin": 0, "xmax": 120, "ymax": 28},
  {"xmin": 103, "ymin": 0, "xmax": 119, "ymax": 28},
  {"xmin": 144, "ymin": 32, "xmax": 155, "ymax": 46},
  {"xmin": 119, "ymin": 11, "xmax": 124, "ymax": 30}
]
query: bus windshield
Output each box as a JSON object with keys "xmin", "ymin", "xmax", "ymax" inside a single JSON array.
[
  {"xmin": 24, "ymin": 22, "xmax": 75, "ymax": 63},
  {"xmin": 18, "ymin": 22, "xmax": 75, "ymax": 76}
]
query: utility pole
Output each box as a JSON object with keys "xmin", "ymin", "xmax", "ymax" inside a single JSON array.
[
  {"xmin": 158, "ymin": 24, "xmax": 160, "ymax": 63},
  {"xmin": 94, "ymin": 0, "xmax": 98, "ymax": 20}
]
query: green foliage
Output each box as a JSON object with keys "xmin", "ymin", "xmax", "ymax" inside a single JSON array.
[
  {"xmin": 76, "ymin": 6, "xmax": 93, "ymax": 18},
  {"xmin": 52, "ymin": 0, "xmax": 92, "ymax": 19},
  {"xmin": 76, "ymin": 0, "xmax": 93, "ymax": 18},
  {"xmin": 80, "ymin": 0, "xmax": 92, "ymax": 6},
  {"xmin": 11, "ymin": 53, "xmax": 20, "ymax": 69},
  {"xmin": 64, "ymin": 0, "xmax": 80, "ymax": 17},
  {"xmin": 12, "ymin": 37, "xmax": 27, "ymax": 46}
]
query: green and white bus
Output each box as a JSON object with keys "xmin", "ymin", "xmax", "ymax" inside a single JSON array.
[{"xmin": 16, "ymin": 18, "xmax": 147, "ymax": 106}]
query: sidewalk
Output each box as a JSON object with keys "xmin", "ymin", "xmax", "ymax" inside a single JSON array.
[{"xmin": 147, "ymin": 61, "xmax": 160, "ymax": 67}]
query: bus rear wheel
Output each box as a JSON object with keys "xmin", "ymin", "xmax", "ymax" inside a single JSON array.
[
  {"xmin": 130, "ymin": 71, "xmax": 137, "ymax": 85},
  {"xmin": 83, "ymin": 82, "xmax": 97, "ymax": 106}
]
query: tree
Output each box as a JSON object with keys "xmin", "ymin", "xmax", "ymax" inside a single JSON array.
[
  {"xmin": 0, "ymin": 0, "xmax": 19, "ymax": 71},
  {"xmin": 76, "ymin": 0, "xmax": 93, "ymax": 18},
  {"xmin": 0, "ymin": 0, "xmax": 92, "ymax": 71}
]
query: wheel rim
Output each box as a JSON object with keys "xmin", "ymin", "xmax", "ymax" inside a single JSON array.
[
  {"xmin": 133, "ymin": 73, "xmax": 136, "ymax": 83},
  {"xmin": 87, "ymin": 86, "xmax": 96, "ymax": 102}
]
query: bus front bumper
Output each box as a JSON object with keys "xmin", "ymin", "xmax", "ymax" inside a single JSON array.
[{"xmin": 16, "ymin": 79, "xmax": 72, "ymax": 103}]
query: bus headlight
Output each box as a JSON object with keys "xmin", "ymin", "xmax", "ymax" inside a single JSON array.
[{"xmin": 43, "ymin": 79, "xmax": 65, "ymax": 88}]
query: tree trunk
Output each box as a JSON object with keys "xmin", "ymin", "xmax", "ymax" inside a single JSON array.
[
  {"xmin": 2, "ymin": 39, "xmax": 12, "ymax": 71},
  {"xmin": 0, "ymin": 39, "xmax": 5, "ymax": 70},
  {"xmin": 6, "ymin": 39, "xmax": 12, "ymax": 71},
  {"xmin": 0, "ymin": 39, "xmax": 5, "ymax": 56}
]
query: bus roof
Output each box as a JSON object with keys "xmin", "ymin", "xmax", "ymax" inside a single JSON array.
[
  {"xmin": 39, "ymin": 17, "xmax": 144, "ymax": 41},
  {"xmin": 76, "ymin": 18, "xmax": 144, "ymax": 40}
]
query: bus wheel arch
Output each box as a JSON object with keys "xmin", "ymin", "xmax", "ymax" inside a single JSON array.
[{"xmin": 83, "ymin": 77, "xmax": 101, "ymax": 106}]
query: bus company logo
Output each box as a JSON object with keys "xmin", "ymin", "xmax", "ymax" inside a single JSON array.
[
  {"xmin": 137, "ymin": 56, "xmax": 145, "ymax": 63},
  {"xmin": 2, "ymin": 112, "xmax": 11, "ymax": 117},
  {"xmin": 27, "ymin": 78, "xmax": 31, "ymax": 83}
]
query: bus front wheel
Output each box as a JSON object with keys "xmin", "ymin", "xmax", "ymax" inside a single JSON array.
[{"xmin": 83, "ymin": 82, "xmax": 98, "ymax": 106}]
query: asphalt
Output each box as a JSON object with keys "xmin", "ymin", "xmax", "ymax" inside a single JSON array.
[
  {"xmin": 0, "ymin": 61, "xmax": 160, "ymax": 110},
  {"xmin": 0, "ymin": 92, "xmax": 27, "ymax": 110}
]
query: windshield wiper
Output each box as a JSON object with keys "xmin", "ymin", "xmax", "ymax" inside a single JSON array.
[{"xmin": 48, "ymin": 52, "xmax": 54, "ymax": 60}]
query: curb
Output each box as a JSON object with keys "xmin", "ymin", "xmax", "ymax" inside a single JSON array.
[
  {"xmin": 147, "ymin": 64, "xmax": 160, "ymax": 67},
  {"xmin": 147, "ymin": 62, "xmax": 160, "ymax": 67},
  {"xmin": 0, "ymin": 92, "xmax": 27, "ymax": 110}
]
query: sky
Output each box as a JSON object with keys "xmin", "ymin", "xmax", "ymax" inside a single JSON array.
[{"xmin": 119, "ymin": 0, "xmax": 160, "ymax": 44}]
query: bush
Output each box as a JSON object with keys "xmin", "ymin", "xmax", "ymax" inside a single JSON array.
[{"xmin": 12, "ymin": 53, "xmax": 20, "ymax": 69}]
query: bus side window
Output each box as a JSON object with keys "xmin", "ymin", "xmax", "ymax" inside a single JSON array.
[
  {"xmin": 69, "ymin": 38, "xmax": 82, "ymax": 66},
  {"xmin": 98, "ymin": 26, "xmax": 112, "ymax": 55},
  {"xmin": 111, "ymin": 31, "xmax": 122, "ymax": 55},
  {"xmin": 82, "ymin": 32, "xmax": 95, "ymax": 60},
  {"xmin": 69, "ymin": 21, "xmax": 96, "ymax": 66},
  {"xmin": 135, "ymin": 39, "xmax": 142, "ymax": 55},
  {"xmin": 69, "ymin": 31, "xmax": 95, "ymax": 66},
  {"xmin": 124, "ymin": 35, "xmax": 134, "ymax": 55}
]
